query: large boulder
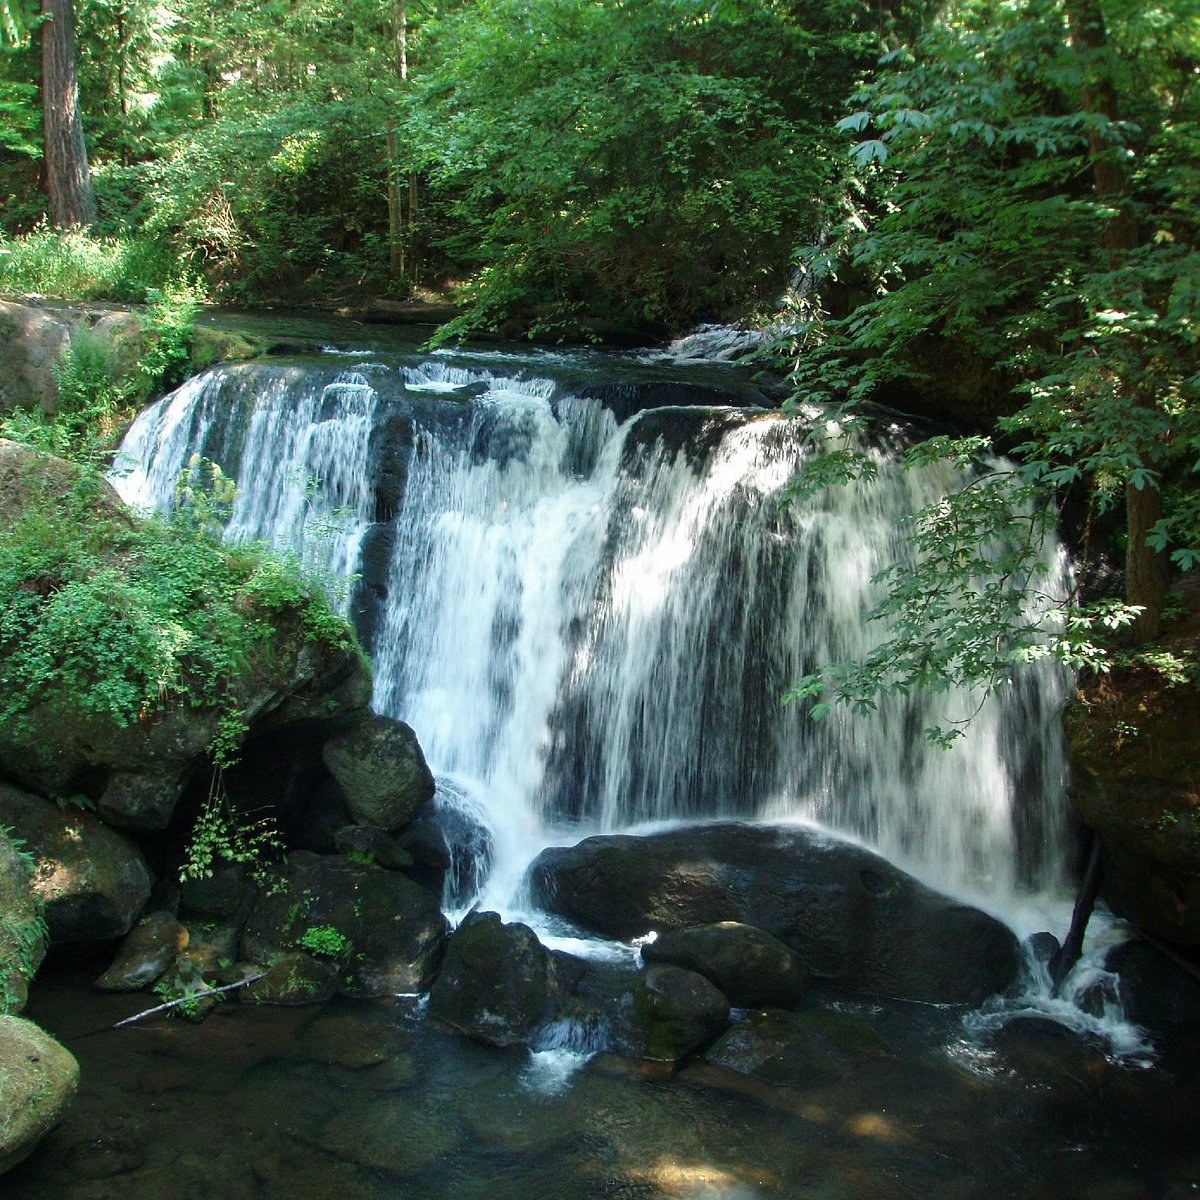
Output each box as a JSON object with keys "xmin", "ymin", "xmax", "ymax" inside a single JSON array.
[
  {"xmin": 428, "ymin": 910, "xmax": 564, "ymax": 1046},
  {"xmin": 529, "ymin": 822, "xmax": 1021, "ymax": 1006},
  {"xmin": 322, "ymin": 712, "xmax": 435, "ymax": 832},
  {"xmin": 0, "ymin": 785, "xmax": 151, "ymax": 945},
  {"xmin": 0, "ymin": 825, "xmax": 47, "ymax": 1014},
  {"xmin": 0, "ymin": 1015, "xmax": 79, "ymax": 1175},
  {"xmin": 240, "ymin": 851, "xmax": 448, "ymax": 997},
  {"xmin": 631, "ymin": 964, "xmax": 730, "ymax": 1061},
  {"xmin": 641, "ymin": 921, "xmax": 809, "ymax": 1009}
]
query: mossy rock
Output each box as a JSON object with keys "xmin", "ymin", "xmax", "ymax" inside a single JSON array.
[
  {"xmin": 190, "ymin": 326, "xmax": 267, "ymax": 372},
  {"xmin": 0, "ymin": 827, "xmax": 46, "ymax": 1015},
  {"xmin": 0, "ymin": 1015, "xmax": 79, "ymax": 1176}
]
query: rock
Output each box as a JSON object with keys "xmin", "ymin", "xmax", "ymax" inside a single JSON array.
[
  {"xmin": 705, "ymin": 1007, "xmax": 886, "ymax": 1088},
  {"xmin": 0, "ymin": 301, "xmax": 71, "ymax": 415},
  {"xmin": 1106, "ymin": 940, "xmax": 1200, "ymax": 1027},
  {"xmin": 0, "ymin": 436, "xmax": 131, "ymax": 531},
  {"xmin": 631, "ymin": 964, "xmax": 730, "ymax": 1061},
  {"xmin": 396, "ymin": 787, "xmax": 494, "ymax": 906},
  {"xmin": 322, "ymin": 712, "xmax": 435, "ymax": 831},
  {"xmin": 179, "ymin": 862, "xmax": 252, "ymax": 920},
  {"xmin": 1068, "ymin": 663, "xmax": 1200, "ymax": 944},
  {"xmin": 641, "ymin": 922, "xmax": 809, "ymax": 1009},
  {"xmin": 0, "ymin": 825, "xmax": 47, "ymax": 1014},
  {"xmin": 529, "ymin": 822, "xmax": 1021, "ymax": 1005},
  {"xmin": 333, "ymin": 825, "xmax": 415, "ymax": 872},
  {"xmin": 0, "ymin": 785, "xmax": 151, "ymax": 945},
  {"xmin": 243, "ymin": 952, "xmax": 340, "ymax": 1006},
  {"xmin": 0, "ymin": 1015, "xmax": 79, "ymax": 1175},
  {"xmin": 428, "ymin": 910, "xmax": 561, "ymax": 1046},
  {"xmin": 94, "ymin": 911, "xmax": 189, "ymax": 991},
  {"xmin": 240, "ymin": 851, "xmax": 448, "ymax": 997}
]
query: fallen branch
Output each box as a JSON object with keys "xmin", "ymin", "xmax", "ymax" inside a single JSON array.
[{"xmin": 69, "ymin": 973, "xmax": 266, "ymax": 1041}]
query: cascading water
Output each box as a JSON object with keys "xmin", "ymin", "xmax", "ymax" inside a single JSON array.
[{"xmin": 113, "ymin": 348, "xmax": 1074, "ymax": 933}]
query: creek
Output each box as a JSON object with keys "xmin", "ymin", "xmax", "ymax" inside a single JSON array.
[{"xmin": 8, "ymin": 319, "xmax": 1196, "ymax": 1199}]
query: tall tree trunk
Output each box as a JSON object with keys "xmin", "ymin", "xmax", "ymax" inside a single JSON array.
[
  {"xmin": 40, "ymin": 0, "xmax": 96, "ymax": 228},
  {"xmin": 1068, "ymin": 0, "xmax": 1167, "ymax": 640}
]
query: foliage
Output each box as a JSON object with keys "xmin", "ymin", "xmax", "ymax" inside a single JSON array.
[
  {"xmin": 782, "ymin": 0, "xmax": 1200, "ymax": 733},
  {"xmin": 0, "ymin": 456, "xmax": 359, "ymax": 765},
  {"xmin": 295, "ymin": 924, "xmax": 351, "ymax": 958},
  {"xmin": 180, "ymin": 771, "xmax": 283, "ymax": 887}
]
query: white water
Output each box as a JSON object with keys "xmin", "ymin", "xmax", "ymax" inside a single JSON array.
[{"xmin": 112, "ymin": 358, "xmax": 1075, "ymax": 923}]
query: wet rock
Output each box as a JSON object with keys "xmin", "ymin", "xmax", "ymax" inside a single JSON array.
[
  {"xmin": 243, "ymin": 953, "xmax": 340, "ymax": 1006},
  {"xmin": 313, "ymin": 1103, "xmax": 460, "ymax": 1175},
  {"xmin": 1106, "ymin": 939, "xmax": 1200, "ymax": 1027},
  {"xmin": 333, "ymin": 824, "xmax": 415, "ymax": 872},
  {"xmin": 630, "ymin": 964, "xmax": 730, "ymax": 1061},
  {"xmin": 1024, "ymin": 931, "xmax": 1061, "ymax": 968},
  {"xmin": 530, "ymin": 822, "xmax": 1021, "ymax": 1005},
  {"xmin": 704, "ymin": 1008, "xmax": 886, "ymax": 1088},
  {"xmin": 322, "ymin": 712, "xmax": 435, "ymax": 832},
  {"xmin": 397, "ymin": 790, "xmax": 494, "ymax": 906},
  {"xmin": 0, "ymin": 1015, "xmax": 79, "ymax": 1175},
  {"xmin": 179, "ymin": 861, "xmax": 253, "ymax": 920},
  {"xmin": 641, "ymin": 921, "xmax": 809, "ymax": 1009},
  {"xmin": 0, "ymin": 824, "xmax": 46, "ymax": 1014},
  {"xmin": 94, "ymin": 910, "xmax": 188, "ymax": 991},
  {"xmin": 429, "ymin": 910, "xmax": 563, "ymax": 1046},
  {"xmin": 0, "ymin": 785, "xmax": 151, "ymax": 945},
  {"xmin": 240, "ymin": 851, "xmax": 448, "ymax": 996}
]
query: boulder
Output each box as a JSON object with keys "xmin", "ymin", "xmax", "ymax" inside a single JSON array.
[
  {"xmin": 1105, "ymin": 940, "xmax": 1200, "ymax": 1028},
  {"xmin": 0, "ymin": 825, "xmax": 46, "ymax": 1014},
  {"xmin": 243, "ymin": 952, "xmax": 340, "ymax": 1006},
  {"xmin": 0, "ymin": 785, "xmax": 151, "ymax": 945},
  {"xmin": 322, "ymin": 712, "xmax": 435, "ymax": 831},
  {"xmin": 397, "ymin": 788, "xmax": 494, "ymax": 906},
  {"xmin": 333, "ymin": 825, "xmax": 415, "ymax": 872},
  {"xmin": 0, "ymin": 301, "xmax": 71, "ymax": 415},
  {"xmin": 641, "ymin": 922, "xmax": 809, "ymax": 1009},
  {"xmin": 631, "ymin": 964, "xmax": 730, "ymax": 1061},
  {"xmin": 0, "ymin": 1015, "xmax": 79, "ymax": 1175},
  {"xmin": 529, "ymin": 822, "xmax": 1021, "ymax": 1006},
  {"xmin": 428, "ymin": 910, "xmax": 561, "ymax": 1046},
  {"xmin": 704, "ymin": 1007, "xmax": 886, "ymax": 1088},
  {"xmin": 94, "ymin": 911, "xmax": 189, "ymax": 992},
  {"xmin": 240, "ymin": 851, "xmax": 448, "ymax": 997}
]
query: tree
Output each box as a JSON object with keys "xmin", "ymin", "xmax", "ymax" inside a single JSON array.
[
  {"xmin": 784, "ymin": 0, "xmax": 1200, "ymax": 732},
  {"xmin": 39, "ymin": 0, "xmax": 96, "ymax": 226}
]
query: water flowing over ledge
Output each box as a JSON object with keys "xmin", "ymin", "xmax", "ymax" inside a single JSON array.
[{"xmin": 112, "ymin": 346, "xmax": 1074, "ymax": 935}]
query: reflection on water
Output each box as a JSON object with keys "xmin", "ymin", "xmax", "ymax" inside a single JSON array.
[{"xmin": 8, "ymin": 969, "xmax": 1198, "ymax": 1200}]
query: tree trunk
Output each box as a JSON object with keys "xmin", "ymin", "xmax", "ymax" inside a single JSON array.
[
  {"xmin": 1068, "ymin": 0, "xmax": 1167, "ymax": 640},
  {"xmin": 40, "ymin": 0, "xmax": 97, "ymax": 228},
  {"xmin": 386, "ymin": 125, "xmax": 406, "ymax": 282}
]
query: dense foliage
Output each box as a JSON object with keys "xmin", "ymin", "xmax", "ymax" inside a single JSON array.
[
  {"xmin": 1, "ymin": 0, "xmax": 883, "ymax": 334},
  {"xmin": 784, "ymin": 0, "xmax": 1200, "ymax": 734}
]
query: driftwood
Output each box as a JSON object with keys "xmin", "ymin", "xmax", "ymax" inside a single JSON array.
[{"xmin": 69, "ymin": 973, "xmax": 265, "ymax": 1041}]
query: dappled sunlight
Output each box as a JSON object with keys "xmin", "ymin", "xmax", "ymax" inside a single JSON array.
[{"xmin": 631, "ymin": 1155, "xmax": 772, "ymax": 1197}]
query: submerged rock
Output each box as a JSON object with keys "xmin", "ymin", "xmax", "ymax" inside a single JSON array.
[
  {"xmin": 529, "ymin": 822, "xmax": 1021, "ymax": 1006},
  {"xmin": 0, "ymin": 1015, "xmax": 79, "ymax": 1175},
  {"xmin": 94, "ymin": 910, "xmax": 188, "ymax": 992}
]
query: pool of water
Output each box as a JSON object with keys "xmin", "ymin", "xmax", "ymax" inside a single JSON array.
[{"xmin": 7, "ymin": 968, "xmax": 1198, "ymax": 1200}]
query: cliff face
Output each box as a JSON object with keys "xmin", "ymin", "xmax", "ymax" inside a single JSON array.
[{"xmin": 1068, "ymin": 589, "xmax": 1200, "ymax": 947}]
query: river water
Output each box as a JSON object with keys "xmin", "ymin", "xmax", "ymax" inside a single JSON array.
[{"xmin": 8, "ymin": 319, "xmax": 1196, "ymax": 1198}]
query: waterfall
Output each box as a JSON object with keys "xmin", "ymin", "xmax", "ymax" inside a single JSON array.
[{"xmin": 112, "ymin": 351, "xmax": 1072, "ymax": 924}]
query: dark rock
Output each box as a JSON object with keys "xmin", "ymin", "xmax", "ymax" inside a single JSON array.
[
  {"xmin": 1106, "ymin": 939, "xmax": 1200, "ymax": 1027},
  {"xmin": 322, "ymin": 712, "xmax": 435, "ymax": 832},
  {"xmin": 179, "ymin": 862, "xmax": 252, "ymax": 920},
  {"xmin": 0, "ymin": 1016, "xmax": 79, "ymax": 1174},
  {"xmin": 641, "ymin": 921, "xmax": 809, "ymax": 1009},
  {"xmin": 631, "ymin": 964, "xmax": 730, "ymax": 1061},
  {"xmin": 240, "ymin": 851, "xmax": 448, "ymax": 996},
  {"xmin": 333, "ymin": 825, "xmax": 415, "ymax": 872},
  {"xmin": 0, "ymin": 824, "xmax": 46, "ymax": 1013},
  {"xmin": 705, "ymin": 1008, "xmax": 886, "ymax": 1088},
  {"xmin": 0, "ymin": 785, "xmax": 151, "ymax": 945},
  {"xmin": 392, "ymin": 810, "xmax": 452, "ymax": 897},
  {"xmin": 1024, "ymin": 931, "xmax": 1061, "ymax": 968},
  {"xmin": 529, "ymin": 822, "xmax": 1021, "ymax": 1005},
  {"xmin": 243, "ymin": 953, "xmax": 340, "ymax": 1006},
  {"xmin": 94, "ymin": 911, "xmax": 188, "ymax": 991},
  {"xmin": 408, "ymin": 786, "xmax": 495, "ymax": 906},
  {"xmin": 428, "ymin": 910, "xmax": 561, "ymax": 1046}
]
